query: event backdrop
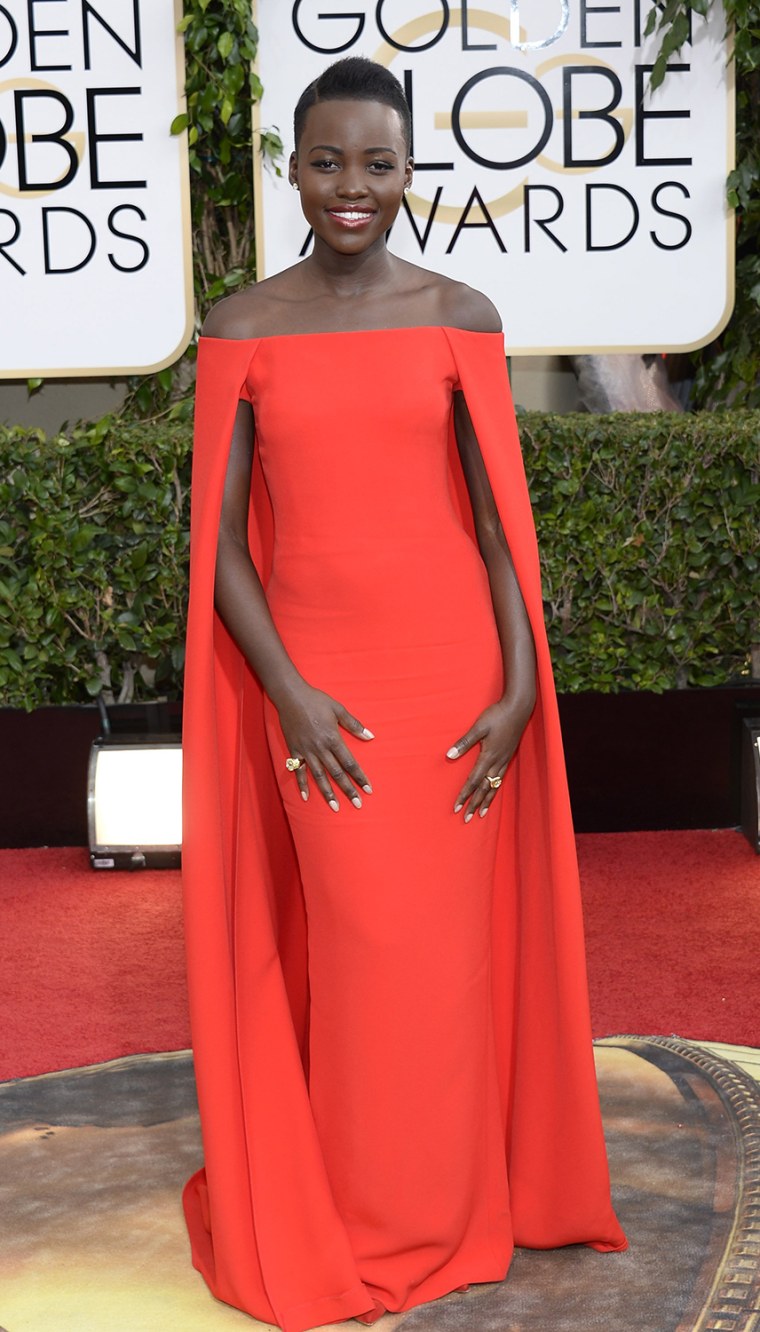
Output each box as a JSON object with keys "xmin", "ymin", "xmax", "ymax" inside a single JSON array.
[
  {"xmin": 0, "ymin": 0, "xmax": 192, "ymax": 377},
  {"xmin": 253, "ymin": 1, "xmax": 734, "ymax": 353}
]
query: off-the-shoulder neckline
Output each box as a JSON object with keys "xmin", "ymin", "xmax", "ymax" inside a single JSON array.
[{"xmin": 199, "ymin": 324, "xmax": 504, "ymax": 345}]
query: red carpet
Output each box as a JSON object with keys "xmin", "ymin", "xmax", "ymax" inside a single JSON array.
[
  {"xmin": 579, "ymin": 828, "xmax": 759, "ymax": 1047},
  {"xmin": 0, "ymin": 831, "xmax": 757, "ymax": 1081},
  {"xmin": 0, "ymin": 848, "xmax": 190, "ymax": 1081}
]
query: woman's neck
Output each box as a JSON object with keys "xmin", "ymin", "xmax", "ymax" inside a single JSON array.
[{"xmin": 302, "ymin": 239, "xmax": 398, "ymax": 300}]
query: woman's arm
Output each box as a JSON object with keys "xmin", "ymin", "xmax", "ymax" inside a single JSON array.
[
  {"xmin": 446, "ymin": 388, "xmax": 537, "ymax": 821},
  {"xmin": 214, "ymin": 400, "xmax": 374, "ymax": 810}
]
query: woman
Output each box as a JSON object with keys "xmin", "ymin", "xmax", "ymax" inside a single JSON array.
[{"xmin": 182, "ymin": 56, "xmax": 626, "ymax": 1332}]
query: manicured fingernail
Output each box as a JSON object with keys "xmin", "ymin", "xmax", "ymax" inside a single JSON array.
[
  {"xmin": 480, "ymin": 806, "xmax": 489, "ymax": 817},
  {"xmin": 362, "ymin": 784, "xmax": 373, "ymax": 794},
  {"xmin": 362, "ymin": 728, "xmax": 374, "ymax": 739},
  {"xmin": 301, "ymin": 790, "xmax": 308, "ymax": 801},
  {"xmin": 453, "ymin": 802, "xmax": 463, "ymax": 813},
  {"xmin": 352, "ymin": 796, "xmax": 362, "ymax": 809},
  {"xmin": 329, "ymin": 800, "xmax": 339, "ymax": 812},
  {"xmin": 464, "ymin": 811, "xmax": 473, "ymax": 823},
  {"xmin": 446, "ymin": 747, "xmax": 459, "ymax": 759}
]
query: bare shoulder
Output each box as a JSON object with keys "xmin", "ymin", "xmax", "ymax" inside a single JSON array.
[
  {"xmin": 201, "ymin": 289, "xmax": 262, "ymax": 340},
  {"xmin": 393, "ymin": 262, "xmax": 502, "ymax": 334},
  {"xmin": 201, "ymin": 272, "xmax": 295, "ymax": 340},
  {"xmin": 437, "ymin": 278, "xmax": 502, "ymax": 334}
]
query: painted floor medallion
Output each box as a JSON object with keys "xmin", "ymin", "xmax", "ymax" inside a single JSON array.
[{"xmin": 1, "ymin": 1037, "xmax": 758, "ymax": 1331}]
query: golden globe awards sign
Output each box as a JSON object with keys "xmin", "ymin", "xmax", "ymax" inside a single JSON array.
[
  {"xmin": 253, "ymin": 1, "xmax": 734, "ymax": 353},
  {"xmin": 0, "ymin": 1, "xmax": 192, "ymax": 377}
]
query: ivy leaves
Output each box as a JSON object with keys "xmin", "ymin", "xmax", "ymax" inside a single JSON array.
[
  {"xmin": 644, "ymin": 1, "xmax": 711, "ymax": 92},
  {"xmin": 646, "ymin": 0, "xmax": 760, "ymax": 406},
  {"xmin": 175, "ymin": 1, "xmax": 262, "ymax": 168},
  {"xmin": 127, "ymin": 1, "xmax": 282, "ymax": 417}
]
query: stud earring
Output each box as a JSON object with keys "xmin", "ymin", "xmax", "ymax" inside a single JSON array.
[{"xmin": 291, "ymin": 180, "xmax": 299, "ymax": 191}]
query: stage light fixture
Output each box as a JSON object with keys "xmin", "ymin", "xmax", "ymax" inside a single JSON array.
[{"xmin": 87, "ymin": 734, "xmax": 182, "ymax": 869}]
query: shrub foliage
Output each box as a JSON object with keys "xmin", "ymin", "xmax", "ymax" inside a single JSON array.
[
  {"xmin": 0, "ymin": 420, "xmax": 190, "ymax": 707},
  {"xmin": 521, "ymin": 411, "xmax": 759, "ymax": 691},
  {"xmin": 1, "ymin": 413, "xmax": 757, "ymax": 708}
]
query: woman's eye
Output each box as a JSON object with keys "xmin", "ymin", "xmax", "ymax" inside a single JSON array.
[
  {"xmin": 312, "ymin": 158, "xmax": 337, "ymax": 170},
  {"xmin": 369, "ymin": 161, "xmax": 393, "ymax": 172}
]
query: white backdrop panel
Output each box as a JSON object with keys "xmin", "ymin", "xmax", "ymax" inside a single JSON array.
[{"xmin": 0, "ymin": 0, "xmax": 192, "ymax": 377}]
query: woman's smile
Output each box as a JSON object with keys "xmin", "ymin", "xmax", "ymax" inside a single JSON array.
[{"xmin": 325, "ymin": 206, "xmax": 377, "ymax": 229}]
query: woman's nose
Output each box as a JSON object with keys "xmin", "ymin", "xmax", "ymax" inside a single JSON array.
[{"xmin": 336, "ymin": 171, "xmax": 368, "ymax": 198}]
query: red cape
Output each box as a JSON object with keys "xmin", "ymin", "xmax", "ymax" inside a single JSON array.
[{"xmin": 182, "ymin": 328, "xmax": 627, "ymax": 1331}]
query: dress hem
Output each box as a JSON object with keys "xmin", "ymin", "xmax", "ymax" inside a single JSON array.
[{"xmin": 278, "ymin": 1283, "xmax": 378, "ymax": 1332}]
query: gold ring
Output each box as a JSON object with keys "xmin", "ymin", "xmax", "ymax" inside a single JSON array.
[
  {"xmin": 485, "ymin": 774, "xmax": 502, "ymax": 789},
  {"xmin": 285, "ymin": 756, "xmax": 303, "ymax": 772}
]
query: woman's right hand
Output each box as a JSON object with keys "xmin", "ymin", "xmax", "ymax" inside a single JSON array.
[{"xmin": 276, "ymin": 682, "xmax": 374, "ymax": 810}]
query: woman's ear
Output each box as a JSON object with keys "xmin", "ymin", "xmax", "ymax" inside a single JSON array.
[
  {"xmin": 404, "ymin": 158, "xmax": 414, "ymax": 192},
  {"xmin": 288, "ymin": 151, "xmax": 298, "ymax": 190}
]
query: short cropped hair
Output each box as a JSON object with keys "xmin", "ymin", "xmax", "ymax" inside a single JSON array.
[{"xmin": 293, "ymin": 57, "xmax": 412, "ymax": 153}]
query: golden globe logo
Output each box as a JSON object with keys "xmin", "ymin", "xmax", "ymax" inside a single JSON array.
[{"xmin": 289, "ymin": 3, "xmax": 693, "ymax": 257}]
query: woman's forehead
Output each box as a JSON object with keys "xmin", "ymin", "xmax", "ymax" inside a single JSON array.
[{"xmin": 300, "ymin": 98, "xmax": 406, "ymax": 151}]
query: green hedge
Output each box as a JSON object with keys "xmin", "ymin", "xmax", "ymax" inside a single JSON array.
[
  {"xmin": 521, "ymin": 411, "xmax": 759, "ymax": 691},
  {"xmin": 0, "ymin": 412, "xmax": 757, "ymax": 708},
  {"xmin": 0, "ymin": 419, "xmax": 191, "ymax": 708}
]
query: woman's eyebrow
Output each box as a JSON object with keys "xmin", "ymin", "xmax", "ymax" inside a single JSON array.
[{"xmin": 307, "ymin": 144, "xmax": 399, "ymax": 155}]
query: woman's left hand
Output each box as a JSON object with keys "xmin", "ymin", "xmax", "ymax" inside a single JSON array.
[{"xmin": 446, "ymin": 691, "xmax": 535, "ymax": 822}]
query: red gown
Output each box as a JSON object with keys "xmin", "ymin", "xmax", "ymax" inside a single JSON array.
[{"xmin": 181, "ymin": 326, "xmax": 626, "ymax": 1332}]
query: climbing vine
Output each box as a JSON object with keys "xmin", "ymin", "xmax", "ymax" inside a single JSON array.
[
  {"xmin": 648, "ymin": 0, "xmax": 760, "ymax": 406},
  {"xmin": 124, "ymin": 0, "xmax": 282, "ymax": 419}
]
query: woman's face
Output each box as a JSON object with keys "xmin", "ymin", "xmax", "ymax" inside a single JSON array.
[{"xmin": 289, "ymin": 98, "xmax": 413, "ymax": 256}]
